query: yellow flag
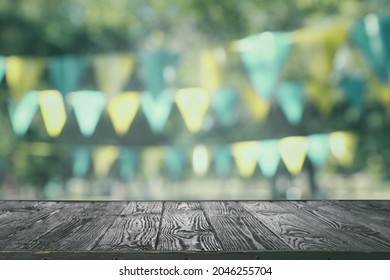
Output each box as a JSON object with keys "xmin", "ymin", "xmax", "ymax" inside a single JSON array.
[
  {"xmin": 192, "ymin": 145, "xmax": 210, "ymax": 176},
  {"xmin": 232, "ymin": 141, "xmax": 259, "ymax": 178},
  {"xmin": 242, "ymin": 86, "xmax": 271, "ymax": 122},
  {"xmin": 6, "ymin": 56, "xmax": 46, "ymax": 102},
  {"xmin": 93, "ymin": 53, "xmax": 134, "ymax": 98},
  {"xmin": 107, "ymin": 92, "xmax": 140, "ymax": 136},
  {"xmin": 306, "ymin": 82, "xmax": 339, "ymax": 116},
  {"xmin": 199, "ymin": 49, "xmax": 223, "ymax": 95},
  {"xmin": 141, "ymin": 146, "xmax": 166, "ymax": 178},
  {"xmin": 39, "ymin": 90, "xmax": 66, "ymax": 137},
  {"xmin": 279, "ymin": 136, "xmax": 307, "ymax": 174},
  {"xmin": 93, "ymin": 146, "xmax": 119, "ymax": 178},
  {"xmin": 329, "ymin": 131, "xmax": 357, "ymax": 166},
  {"xmin": 175, "ymin": 88, "xmax": 211, "ymax": 133}
]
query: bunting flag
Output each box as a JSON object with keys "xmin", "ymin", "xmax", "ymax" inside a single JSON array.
[
  {"xmin": 294, "ymin": 22, "xmax": 349, "ymax": 83},
  {"xmin": 142, "ymin": 146, "xmax": 166, "ymax": 178},
  {"xmin": 279, "ymin": 136, "xmax": 307, "ymax": 174},
  {"xmin": 232, "ymin": 141, "xmax": 259, "ymax": 178},
  {"xmin": 93, "ymin": 146, "xmax": 119, "ymax": 178},
  {"xmin": 68, "ymin": 90, "xmax": 107, "ymax": 137},
  {"xmin": 338, "ymin": 74, "xmax": 367, "ymax": 109},
  {"xmin": 166, "ymin": 147, "xmax": 187, "ymax": 179},
  {"xmin": 39, "ymin": 90, "xmax": 67, "ymax": 137},
  {"xmin": 8, "ymin": 90, "xmax": 39, "ymax": 136},
  {"xmin": 175, "ymin": 88, "xmax": 211, "ymax": 133},
  {"xmin": 239, "ymin": 32, "xmax": 292, "ymax": 100},
  {"xmin": 199, "ymin": 49, "xmax": 223, "ymax": 95},
  {"xmin": 306, "ymin": 134, "xmax": 329, "ymax": 168},
  {"xmin": 93, "ymin": 53, "xmax": 134, "ymax": 97},
  {"xmin": 140, "ymin": 50, "xmax": 178, "ymax": 96},
  {"xmin": 119, "ymin": 148, "xmax": 138, "ymax": 181},
  {"xmin": 242, "ymin": 86, "xmax": 271, "ymax": 122},
  {"xmin": 329, "ymin": 131, "xmax": 357, "ymax": 166},
  {"xmin": 258, "ymin": 140, "xmax": 280, "ymax": 177},
  {"xmin": 211, "ymin": 88, "xmax": 239, "ymax": 126},
  {"xmin": 213, "ymin": 146, "xmax": 233, "ymax": 178},
  {"xmin": 72, "ymin": 147, "xmax": 91, "ymax": 177},
  {"xmin": 6, "ymin": 56, "xmax": 46, "ymax": 102},
  {"xmin": 350, "ymin": 14, "xmax": 390, "ymax": 83},
  {"xmin": 49, "ymin": 55, "xmax": 87, "ymax": 96},
  {"xmin": 107, "ymin": 92, "xmax": 140, "ymax": 136},
  {"xmin": 0, "ymin": 56, "xmax": 5, "ymax": 84},
  {"xmin": 277, "ymin": 81, "xmax": 305, "ymax": 125},
  {"xmin": 306, "ymin": 82, "xmax": 339, "ymax": 116},
  {"xmin": 192, "ymin": 145, "xmax": 210, "ymax": 176},
  {"xmin": 141, "ymin": 90, "xmax": 174, "ymax": 133}
]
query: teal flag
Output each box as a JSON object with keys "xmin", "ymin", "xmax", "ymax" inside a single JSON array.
[
  {"xmin": 258, "ymin": 140, "xmax": 280, "ymax": 177},
  {"xmin": 140, "ymin": 50, "xmax": 179, "ymax": 96},
  {"xmin": 0, "ymin": 56, "xmax": 5, "ymax": 84},
  {"xmin": 277, "ymin": 81, "xmax": 305, "ymax": 125},
  {"xmin": 49, "ymin": 55, "xmax": 87, "ymax": 96},
  {"xmin": 240, "ymin": 32, "xmax": 291, "ymax": 100},
  {"xmin": 307, "ymin": 134, "xmax": 329, "ymax": 168},
  {"xmin": 212, "ymin": 88, "xmax": 239, "ymax": 127},
  {"xmin": 8, "ymin": 90, "xmax": 39, "ymax": 136},
  {"xmin": 338, "ymin": 74, "xmax": 367, "ymax": 109},
  {"xmin": 141, "ymin": 90, "xmax": 173, "ymax": 134},
  {"xmin": 119, "ymin": 148, "xmax": 138, "ymax": 181},
  {"xmin": 350, "ymin": 15, "xmax": 390, "ymax": 83},
  {"xmin": 165, "ymin": 147, "xmax": 187, "ymax": 179},
  {"xmin": 70, "ymin": 90, "xmax": 107, "ymax": 137},
  {"xmin": 213, "ymin": 146, "xmax": 233, "ymax": 178},
  {"xmin": 73, "ymin": 147, "xmax": 91, "ymax": 177}
]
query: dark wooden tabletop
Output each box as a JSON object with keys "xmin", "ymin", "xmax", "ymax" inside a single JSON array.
[{"xmin": 0, "ymin": 200, "xmax": 389, "ymax": 259}]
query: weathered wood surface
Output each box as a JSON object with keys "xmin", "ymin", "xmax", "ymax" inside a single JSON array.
[{"xmin": 0, "ymin": 200, "xmax": 389, "ymax": 258}]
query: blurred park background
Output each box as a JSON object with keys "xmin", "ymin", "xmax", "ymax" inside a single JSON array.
[{"xmin": 0, "ymin": 0, "xmax": 390, "ymax": 200}]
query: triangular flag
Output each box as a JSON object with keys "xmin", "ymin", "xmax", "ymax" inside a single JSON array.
[
  {"xmin": 350, "ymin": 14, "xmax": 390, "ymax": 83},
  {"xmin": 279, "ymin": 136, "xmax": 307, "ymax": 174},
  {"xmin": 338, "ymin": 74, "xmax": 367, "ymax": 109},
  {"xmin": 242, "ymin": 86, "xmax": 271, "ymax": 122},
  {"xmin": 192, "ymin": 145, "xmax": 210, "ymax": 176},
  {"xmin": 0, "ymin": 56, "xmax": 5, "ymax": 84},
  {"xmin": 166, "ymin": 147, "xmax": 187, "ymax": 179},
  {"xmin": 212, "ymin": 88, "xmax": 239, "ymax": 126},
  {"xmin": 141, "ymin": 90, "xmax": 173, "ymax": 133},
  {"xmin": 142, "ymin": 147, "xmax": 166, "ymax": 178},
  {"xmin": 39, "ymin": 90, "xmax": 67, "ymax": 137},
  {"xmin": 107, "ymin": 92, "xmax": 140, "ymax": 136},
  {"xmin": 258, "ymin": 140, "xmax": 280, "ymax": 177},
  {"xmin": 277, "ymin": 81, "xmax": 305, "ymax": 125},
  {"xmin": 140, "ymin": 50, "xmax": 178, "ymax": 96},
  {"xmin": 68, "ymin": 90, "xmax": 107, "ymax": 137},
  {"xmin": 49, "ymin": 55, "xmax": 87, "ymax": 96},
  {"xmin": 8, "ymin": 90, "xmax": 39, "ymax": 136},
  {"xmin": 213, "ymin": 146, "xmax": 233, "ymax": 178},
  {"xmin": 72, "ymin": 147, "xmax": 91, "ymax": 177},
  {"xmin": 119, "ymin": 148, "xmax": 138, "ymax": 181},
  {"xmin": 199, "ymin": 49, "xmax": 223, "ymax": 94},
  {"xmin": 93, "ymin": 53, "xmax": 134, "ymax": 97},
  {"xmin": 175, "ymin": 88, "xmax": 210, "ymax": 133},
  {"xmin": 329, "ymin": 131, "xmax": 357, "ymax": 166},
  {"xmin": 306, "ymin": 134, "xmax": 329, "ymax": 168},
  {"xmin": 6, "ymin": 56, "xmax": 46, "ymax": 102},
  {"xmin": 239, "ymin": 32, "xmax": 291, "ymax": 100},
  {"xmin": 306, "ymin": 83, "xmax": 339, "ymax": 116},
  {"xmin": 232, "ymin": 141, "xmax": 259, "ymax": 178},
  {"xmin": 93, "ymin": 146, "xmax": 119, "ymax": 178}
]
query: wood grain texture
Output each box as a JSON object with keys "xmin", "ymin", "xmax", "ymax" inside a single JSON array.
[
  {"xmin": 201, "ymin": 201, "xmax": 291, "ymax": 251},
  {"xmin": 157, "ymin": 202, "xmax": 221, "ymax": 251},
  {"xmin": 95, "ymin": 202, "xmax": 163, "ymax": 250}
]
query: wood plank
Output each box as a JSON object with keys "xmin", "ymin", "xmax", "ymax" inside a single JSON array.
[
  {"xmin": 95, "ymin": 202, "xmax": 163, "ymax": 251},
  {"xmin": 277, "ymin": 201, "xmax": 390, "ymax": 251},
  {"xmin": 201, "ymin": 201, "xmax": 290, "ymax": 251},
  {"xmin": 38, "ymin": 202, "xmax": 127, "ymax": 250},
  {"xmin": 0, "ymin": 202, "xmax": 66, "ymax": 244},
  {"xmin": 239, "ymin": 201, "xmax": 354, "ymax": 251},
  {"xmin": 157, "ymin": 202, "xmax": 221, "ymax": 251}
]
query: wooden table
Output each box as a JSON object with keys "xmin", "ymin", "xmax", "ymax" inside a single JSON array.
[{"xmin": 0, "ymin": 200, "xmax": 389, "ymax": 259}]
